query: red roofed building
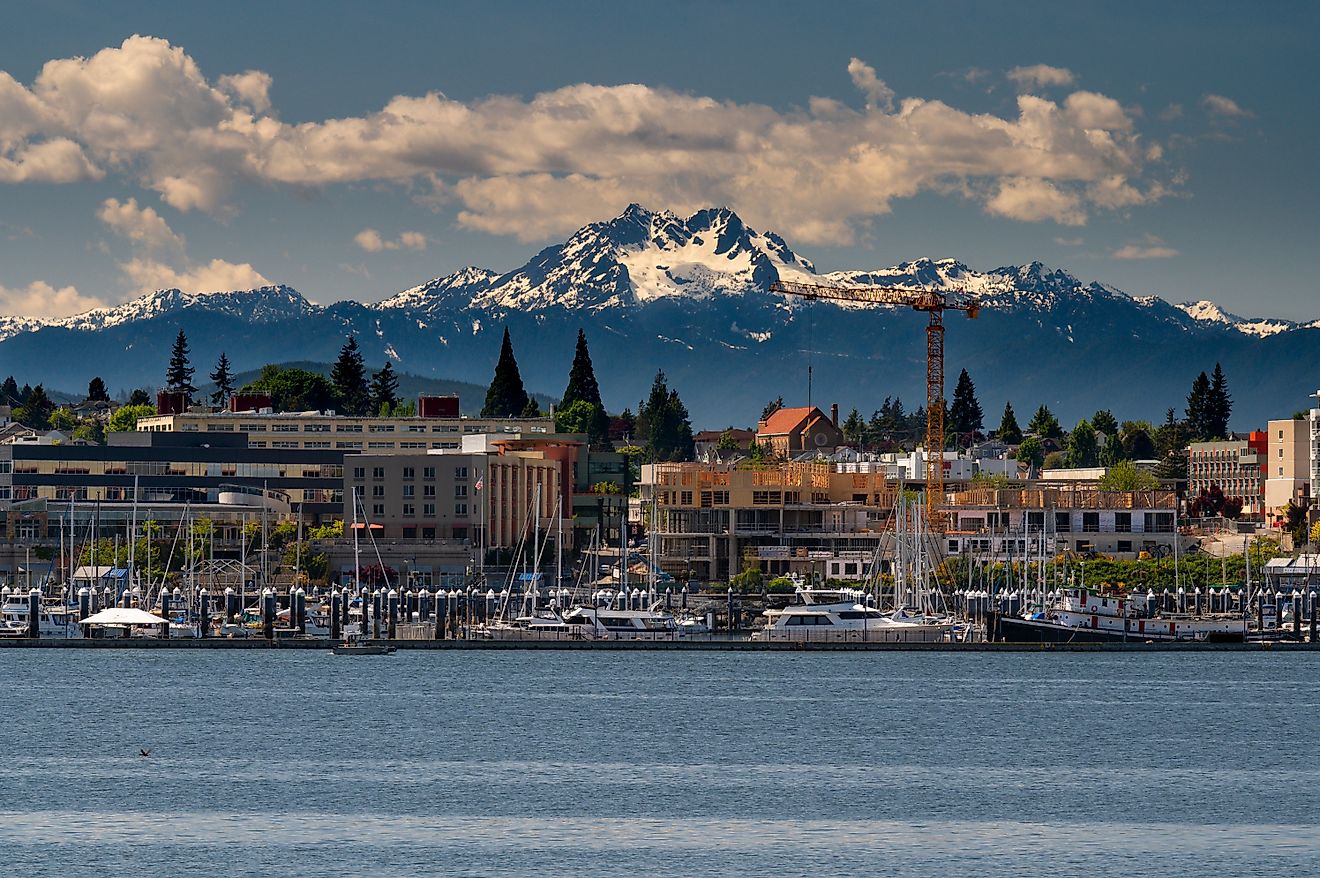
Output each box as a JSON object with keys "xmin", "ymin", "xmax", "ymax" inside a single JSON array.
[{"xmin": 756, "ymin": 405, "xmax": 843, "ymax": 458}]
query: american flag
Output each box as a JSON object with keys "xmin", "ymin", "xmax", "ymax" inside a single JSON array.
[{"xmin": 474, "ymin": 476, "xmax": 483, "ymax": 491}]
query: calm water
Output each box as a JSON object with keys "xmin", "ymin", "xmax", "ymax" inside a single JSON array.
[{"xmin": 3, "ymin": 649, "xmax": 1319, "ymax": 877}]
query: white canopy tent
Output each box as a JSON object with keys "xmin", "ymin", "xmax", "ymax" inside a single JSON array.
[{"xmin": 79, "ymin": 607, "xmax": 168, "ymax": 627}]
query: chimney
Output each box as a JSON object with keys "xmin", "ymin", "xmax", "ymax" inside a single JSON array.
[{"xmin": 830, "ymin": 403, "xmax": 839, "ymax": 427}]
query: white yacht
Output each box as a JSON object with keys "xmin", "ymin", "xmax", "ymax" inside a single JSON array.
[
  {"xmin": 756, "ymin": 589, "xmax": 952, "ymax": 643},
  {"xmin": 0, "ymin": 596, "xmax": 83, "ymax": 638}
]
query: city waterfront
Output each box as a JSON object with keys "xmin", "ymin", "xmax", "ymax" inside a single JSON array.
[{"xmin": 5, "ymin": 649, "xmax": 1320, "ymax": 877}]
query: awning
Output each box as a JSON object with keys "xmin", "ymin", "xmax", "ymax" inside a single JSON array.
[{"xmin": 79, "ymin": 607, "xmax": 168, "ymax": 627}]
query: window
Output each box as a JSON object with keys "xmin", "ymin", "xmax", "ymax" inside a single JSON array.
[
  {"xmin": 272, "ymin": 424, "xmax": 299, "ymax": 433},
  {"xmin": 337, "ymin": 441, "xmax": 362, "ymax": 449},
  {"xmin": 353, "ymin": 467, "xmax": 365, "ymax": 480},
  {"xmin": 455, "ymin": 484, "xmax": 468, "ymax": 498},
  {"xmin": 1082, "ymin": 512, "xmax": 1099, "ymax": 533},
  {"xmin": 713, "ymin": 490, "xmax": 729, "ymax": 505},
  {"xmin": 368, "ymin": 442, "xmax": 394, "ymax": 449},
  {"xmin": 372, "ymin": 503, "xmax": 385, "ymax": 516},
  {"xmin": 403, "ymin": 527, "xmax": 417, "ymax": 539},
  {"xmin": 423, "ymin": 485, "xmax": 436, "ymax": 497},
  {"xmin": 305, "ymin": 424, "xmax": 330, "ymax": 433},
  {"xmin": 454, "ymin": 466, "xmax": 468, "ymax": 479},
  {"xmin": 423, "ymin": 467, "xmax": 436, "ymax": 480},
  {"xmin": 422, "ymin": 527, "xmax": 436, "ymax": 539},
  {"xmin": 336, "ymin": 424, "xmax": 363, "ymax": 433},
  {"xmin": 352, "ymin": 485, "xmax": 364, "ymax": 498},
  {"xmin": 372, "ymin": 467, "xmax": 385, "ymax": 479},
  {"xmin": 402, "ymin": 467, "xmax": 414, "ymax": 479},
  {"xmin": 455, "ymin": 502, "xmax": 468, "ymax": 516},
  {"xmin": 424, "ymin": 503, "xmax": 436, "ymax": 516},
  {"xmin": 1117, "ymin": 540, "xmax": 1133, "ymax": 553},
  {"xmin": 372, "ymin": 485, "xmax": 385, "ymax": 498},
  {"xmin": 402, "ymin": 485, "xmax": 415, "ymax": 498},
  {"xmin": 370, "ymin": 424, "xmax": 395, "ymax": 433},
  {"xmin": 752, "ymin": 490, "xmax": 781, "ymax": 505},
  {"xmin": 402, "ymin": 503, "xmax": 415, "ymax": 517},
  {"xmin": 1115, "ymin": 512, "xmax": 1132, "ymax": 533},
  {"xmin": 305, "ymin": 441, "xmax": 330, "ymax": 449},
  {"xmin": 680, "ymin": 491, "xmax": 693, "ymax": 505},
  {"xmin": 1055, "ymin": 512, "xmax": 1071, "ymax": 533}
]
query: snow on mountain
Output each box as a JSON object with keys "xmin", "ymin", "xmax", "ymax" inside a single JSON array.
[
  {"xmin": 377, "ymin": 204, "xmax": 817, "ymax": 315},
  {"xmin": 1175, "ymin": 300, "xmax": 1297, "ymax": 337}
]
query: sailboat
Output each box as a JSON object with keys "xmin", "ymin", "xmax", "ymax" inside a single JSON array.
[{"xmin": 333, "ymin": 491, "xmax": 395, "ymax": 654}]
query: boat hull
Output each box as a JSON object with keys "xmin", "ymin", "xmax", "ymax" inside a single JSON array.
[{"xmin": 992, "ymin": 613, "xmax": 1245, "ymax": 644}]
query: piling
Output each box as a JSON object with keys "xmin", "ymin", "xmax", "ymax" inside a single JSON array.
[
  {"xmin": 198, "ymin": 589, "xmax": 210, "ymax": 637},
  {"xmin": 330, "ymin": 590, "xmax": 342, "ymax": 640},
  {"xmin": 27, "ymin": 588, "xmax": 40, "ymax": 639},
  {"xmin": 295, "ymin": 588, "xmax": 307, "ymax": 635},
  {"xmin": 387, "ymin": 589, "xmax": 399, "ymax": 640},
  {"xmin": 262, "ymin": 588, "xmax": 275, "ymax": 640},
  {"xmin": 1294, "ymin": 593, "xmax": 1303, "ymax": 640},
  {"xmin": 78, "ymin": 587, "xmax": 91, "ymax": 637},
  {"xmin": 225, "ymin": 587, "xmax": 238, "ymax": 625}
]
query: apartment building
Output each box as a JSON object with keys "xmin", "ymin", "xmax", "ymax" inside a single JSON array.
[
  {"xmin": 1265, "ymin": 417, "xmax": 1310, "ymax": 519},
  {"xmin": 345, "ymin": 443, "xmax": 569, "ymax": 549},
  {"xmin": 1187, "ymin": 433, "xmax": 1267, "ymax": 516},
  {"xmin": 137, "ymin": 410, "xmax": 554, "ymax": 453},
  {"xmin": 946, "ymin": 484, "xmax": 1185, "ymax": 560},
  {"xmin": 639, "ymin": 461, "xmax": 897, "ymax": 582}
]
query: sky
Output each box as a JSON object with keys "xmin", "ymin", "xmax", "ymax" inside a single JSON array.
[{"xmin": 0, "ymin": 0, "xmax": 1315, "ymax": 320}]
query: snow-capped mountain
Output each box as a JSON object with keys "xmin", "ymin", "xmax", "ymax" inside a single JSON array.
[{"xmin": 0, "ymin": 204, "xmax": 1316, "ymax": 427}]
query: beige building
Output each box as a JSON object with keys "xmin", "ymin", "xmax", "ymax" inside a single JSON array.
[
  {"xmin": 1187, "ymin": 434, "xmax": 1267, "ymax": 516},
  {"xmin": 755, "ymin": 406, "xmax": 844, "ymax": 458},
  {"xmin": 138, "ymin": 410, "xmax": 553, "ymax": 453},
  {"xmin": 1266, "ymin": 417, "xmax": 1310, "ymax": 519},
  {"xmin": 639, "ymin": 461, "xmax": 897, "ymax": 582}
]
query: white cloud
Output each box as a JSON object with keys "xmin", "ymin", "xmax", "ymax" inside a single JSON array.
[
  {"xmin": 1054, "ymin": 236, "xmax": 1084, "ymax": 246},
  {"xmin": 847, "ymin": 57, "xmax": 895, "ymax": 112},
  {"xmin": 1202, "ymin": 93, "xmax": 1251, "ymax": 118},
  {"xmin": 1113, "ymin": 234, "xmax": 1179, "ymax": 260},
  {"xmin": 354, "ymin": 228, "xmax": 428, "ymax": 252},
  {"xmin": 97, "ymin": 195, "xmax": 269, "ymax": 292},
  {"xmin": 118, "ymin": 256, "xmax": 270, "ymax": 292},
  {"xmin": 0, "ymin": 280, "xmax": 107, "ymax": 318},
  {"xmin": 1007, "ymin": 64, "xmax": 1076, "ymax": 90},
  {"xmin": 0, "ymin": 37, "xmax": 1171, "ymax": 243},
  {"xmin": 985, "ymin": 177, "xmax": 1085, "ymax": 225}
]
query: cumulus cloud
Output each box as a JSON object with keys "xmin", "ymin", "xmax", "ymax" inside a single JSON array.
[
  {"xmin": 0, "ymin": 280, "xmax": 107, "ymax": 318},
  {"xmin": 1007, "ymin": 64, "xmax": 1076, "ymax": 90},
  {"xmin": 0, "ymin": 37, "xmax": 1172, "ymax": 242},
  {"xmin": 354, "ymin": 228, "xmax": 428, "ymax": 252},
  {"xmin": 1113, "ymin": 234, "xmax": 1179, "ymax": 260},
  {"xmin": 847, "ymin": 57, "xmax": 895, "ymax": 112},
  {"xmin": 98, "ymin": 195, "xmax": 269, "ymax": 292},
  {"xmin": 1202, "ymin": 93, "xmax": 1251, "ymax": 118}
]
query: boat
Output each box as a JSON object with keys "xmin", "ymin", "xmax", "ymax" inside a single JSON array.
[
  {"xmin": 332, "ymin": 639, "xmax": 396, "ymax": 655},
  {"xmin": 992, "ymin": 588, "xmax": 1246, "ymax": 643},
  {"xmin": 0, "ymin": 594, "xmax": 83, "ymax": 638},
  {"xmin": 754, "ymin": 588, "xmax": 952, "ymax": 643}
]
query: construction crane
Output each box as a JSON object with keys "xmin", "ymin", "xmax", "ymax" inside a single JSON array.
[{"xmin": 769, "ymin": 279, "xmax": 979, "ymax": 529}]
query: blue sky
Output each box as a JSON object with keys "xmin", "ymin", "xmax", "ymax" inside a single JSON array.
[{"xmin": 0, "ymin": 0, "xmax": 1315, "ymax": 319}]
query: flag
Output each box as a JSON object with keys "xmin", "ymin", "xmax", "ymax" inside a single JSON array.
[{"xmin": 474, "ymin": 477, "xmax": 483, "ymax": 491}]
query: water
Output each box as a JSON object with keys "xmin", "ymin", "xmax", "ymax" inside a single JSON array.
[{"xmin": 3, "ymin": 649, "xmax": 1319, "ymax": 877}]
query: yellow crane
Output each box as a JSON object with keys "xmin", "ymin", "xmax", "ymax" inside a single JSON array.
[{"xmin": 769, "ymin": 279, "xmax": 979, "ymax": 528}]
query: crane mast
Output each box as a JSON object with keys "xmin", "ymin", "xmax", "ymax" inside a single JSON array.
[{"xmin": 770, "ymin": 279, "xmax": 979, "ymax": 530}]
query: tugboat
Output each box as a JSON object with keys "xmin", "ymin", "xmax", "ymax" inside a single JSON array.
[{"xmin": 992, "ymin": 588, "xmax": 1246, "ymax": 643}]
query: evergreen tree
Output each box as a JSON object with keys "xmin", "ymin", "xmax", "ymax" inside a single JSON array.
[
  {"xmin": 87, "ymin": 377, "xmax": 110, "ymax": 402},
  {"xmin": 128, "ymin": 388, "xmax": 151, "ymax": 407},
  {"xmin": 369, "ymin": 361, "xmax": 400, "ymax": 414},
  {"xmin": 1098, "ymin": 434, "xmax": 1122, "ymax": 467},
  {"xmin": 636, "ymin": 370, "xmax": 695, "ymax": 461},
  {"xmin": 760, "ymin": 397, "xmax": 785, "ymax": 422},
  {"xmin": 520, "ymin": 397, "xmax": 542, "ymax": 418},
  {"xmin": 947, "ymin": 368, "xmax": 983, "ymax": 441},
  {"xmin": 1016, "ymin": 436, "xmax": 1045, "ymax": 472},
  {"xmin": 1155, "ymin": 407, "xmax": 1191, "ymax": 458},
  {"xmin": 559, "ymin": 328, "xmax": 609, "ymax": 445},
  {"xmin": 0, "ymin": 376, "xmax": 17, "ymax": 406},
  {"xmin": 842, "ymin": 408, "xmax": 866, "ymax": 447},
  {"xmin": 1120, "ymin": 426, "xmax": 1156, "ymax": 460},
  {"xmin": 165, "ymin": 329, "xmax": 196, "ymax": 400},
  {"xmin": 18, "ymin": 384, "xmax": 55, "ymax": 430},
  {"xmin": 995, "ymin": 401, "xmax": 1022, "ymax": 444},
  {"xmin": 1206, "ymin": 362, "xmax": 1232, "ymax": 439},
  {"xmin": 331, "ymin": 335, "xmax": 370, "ymax": 415},
  {"xmin": 1091, "ymin": 409, "xmax": 1119, "ymax": 438},
  {"xmin": 208, "ymin": 353, "xmax": 235, "ymax": 408},
  {"xmin": 1027, "ymin": 404, "xmax": 1062, "ymax": 439},
  {"xmin": 1185, "ymin": 371, "xmax": 1212, "ymax": 440},
  {"xmin": 1064, "ymin": 419, "xmax": 1099, "ymax": 468},
  {"xmin": 18, "ymin": 383, "xmax": 31, "ymax": 405},
  {"xmin": 481, "ymin": 327, "xmax": 530, "ymax": 418}
]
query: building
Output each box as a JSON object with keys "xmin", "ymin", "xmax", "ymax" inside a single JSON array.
[
  {"xmin": 755, "ymin": 406, "xmax": 843, "ymax": 458},
  {"xmin": 137, "ymin": 409, "xmax": 554, "ymax": 453},
  {"xmin": 1187, "ymin": 433, "xmax": 1267, "ymax": 516},
  {"xmin": 946, "ymin": 483, "xmax": 1186, "ymax": 560},
  {"xmin": 1265, "ymin": 417, "xmax": 1310, "ymax": 520},
  {"xmin": 694, "ymin": 428, "xmax": 756, "ymax": 459},
  {"xmin": 639, "ymin": 460, "xmax": 897, "ymax": 582}
]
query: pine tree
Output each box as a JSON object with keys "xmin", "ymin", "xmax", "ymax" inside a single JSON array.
[
  {"xmin": 20, "ymin": 384, "xmax": 54, "ymax": 430},
  {"xmin": 165, "ymin": 329, "xmax": 196, "ymax": 400},
  {"xmin": 0, "ymin": 376, "xmax": 17, "ymax": 405},
  {"xmin": 1091, "ymin": 409, "xmax": 1119, "ymax": 437},
  {"xmin": 842, "ymin": 408, "xmax": 866, "ymax": 447},
  {"xmin": 995, "ymin": 401, "xmax": 1022, "ymax": 444},
  {"xmin": 760, "ymin": 397, "xmax": 784, "ymax": 422},
  {"xmin": 209, "ymin": 353, "xmax": 235, "ymax": 408},
  {"xmin": 560, "ymin": 328, "xmax": 609, "ymax": 445},
  {"xmin": 1206, "ymin": 362, "xmax": 1232, "ymax": 439},
  {"xmin": 637, "ymin": 370, "xmax": 694, "ymax": 461},
  {"xmin": 1185, "ymin": 371, "xmax": 1212, "ymax": 440},
  {"xmin": 331, "ymin": 335, "xmax": 369, "ymax": 415},
  {"xmin": 87, "ymin": 377, "xmax": 110, "ymax": 403},
  {"xmin": 948, "ymin": 368, "xmax": 983, "ymax": 441},
  {"xmin": 1027, "ymin": 404, "xmax": 1062, "ymax": 439},
  {"xmin": 481, "ymin": 327, "xmax": 530, "ymax": 418},
  {"xmin": 1065, "ymin": 419, "xmax": 1098, "ymax": 468},
  {"xmin": 369, "ymin": 361, "xmax": 400, "ymax": 414}
]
